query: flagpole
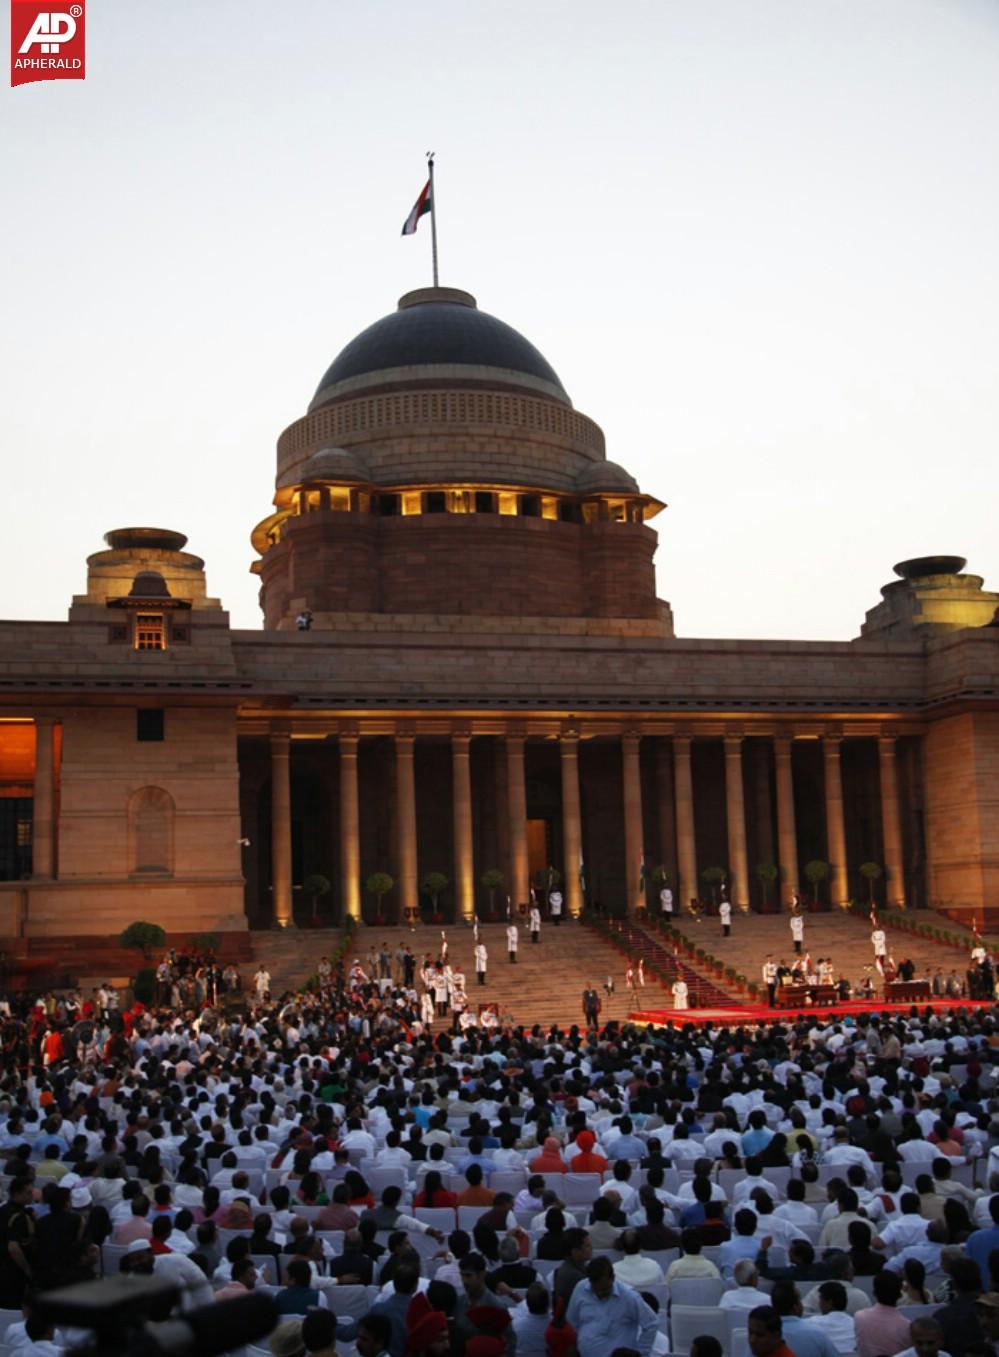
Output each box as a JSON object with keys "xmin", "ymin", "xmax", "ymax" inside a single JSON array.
[{"xmin": 427, "ymin": 151, "xmax": 439, "ymax": 287}]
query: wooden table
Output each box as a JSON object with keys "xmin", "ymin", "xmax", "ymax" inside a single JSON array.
[{"xmin": 885, "ymin": 980, "xmax": 931, "ymax": 1002}]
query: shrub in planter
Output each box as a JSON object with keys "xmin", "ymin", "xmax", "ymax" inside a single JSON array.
[{"xmin": 120, "ymin": 921, "xmax": 167, "ymax": 960}]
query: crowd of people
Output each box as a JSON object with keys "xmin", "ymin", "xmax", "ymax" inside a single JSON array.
[{"xmin": 2, "ymin": 937, "xmax": 999, "ymax": 1357}]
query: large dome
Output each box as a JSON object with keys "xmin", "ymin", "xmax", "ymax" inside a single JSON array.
[{"xmin": 310, "ymin": 286, "xmax": 569, "ymax": 410}]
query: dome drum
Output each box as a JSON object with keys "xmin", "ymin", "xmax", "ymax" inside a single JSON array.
[{"xmin": 258, "ymin": 505, "xmax": 661, "ymax": 629}]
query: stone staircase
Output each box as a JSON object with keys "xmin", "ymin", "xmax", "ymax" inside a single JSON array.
[
  {"xmin": 666, "ymin": 907, "xmax": 978, "ymax": 995},
  {"xmin": 245, "ymin": 920, "xmax": 676, "ymax": 1030},
  {"xmin": 587, "ymin": 918, "xmax": 739, "ymax": 1008}
]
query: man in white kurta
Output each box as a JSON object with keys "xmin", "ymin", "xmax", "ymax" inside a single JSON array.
[
  {"xmin": 549, "ymin": 890, "xmax": 563, "ymax": 926},
  {"xmin": 672, "ymin": 979, "xmax": 689, "ymax": 1010},
  {"xmin": 790, "ymin": 911, "xmax": 805, "ymax": 955},
  {"xmin": 507, "ymin": 924, "xmax": 519, "ymax": 962},
  {"xmin": 872, "ymin": 928, "xmax": 887, "ymax": 962},
  {"xmin": 719, "ymin": 899, "xmax": 733, "ymax": 937}
]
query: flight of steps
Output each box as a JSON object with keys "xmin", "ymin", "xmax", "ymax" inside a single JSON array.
[
  {"xmin": 666, "ymin": 908, "xmax": 978, "ymax": 995},
  {"xmin": 245, "ymin": 920, "xmax": 678, "ymax": 1030},
  {"xmin": 589, "ymin": 918, "xmax": 739, "ymax": 1008}
]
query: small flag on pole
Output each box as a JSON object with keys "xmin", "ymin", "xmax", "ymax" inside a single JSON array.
[
  {"xmin": 974, "ymin": 917, "xmax": 982, "ymax": 945},
  {"xmin": 639, "ymin": 852, "xmax": 647, "ymax": 895},
  {"xmin": 401, "ymin": 177, "xmax": 432, "ymax": 236},
  {"xmin": 869, "ymin": 904, "xmax": 878, "ymax": 930},
  {"xmin": 579, "ymin": 851, "xmax": 586, "ymax": 895}
]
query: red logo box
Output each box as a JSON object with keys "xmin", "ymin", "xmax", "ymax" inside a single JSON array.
[{"xmin": 10, "ymin": 0, "xmax": 85, "ymax": 87}]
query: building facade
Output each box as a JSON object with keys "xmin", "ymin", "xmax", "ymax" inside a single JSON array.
[{"xmin": 2, "ymin": 285, "xmax": 999, "ymax": 939}]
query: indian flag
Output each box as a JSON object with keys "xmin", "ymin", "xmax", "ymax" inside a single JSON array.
[
  {"xmin": 639, "ymin": 853, "xmax": 647, "ymax": 895},
  {"xmin": 579, "ymin": 851, "xmax": 586, "ymax": 894},
  {"xmin": 401, "ymin": 179, "xmax": 432, "ymax": 235}
]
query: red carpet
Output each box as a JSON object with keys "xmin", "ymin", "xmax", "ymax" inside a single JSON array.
[{"xmin": 627, "ymin": 998, "xmax": 995, "ymax": 1027}]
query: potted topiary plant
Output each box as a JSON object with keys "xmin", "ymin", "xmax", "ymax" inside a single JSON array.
[
  {"xmin": 755, "ymin": 863, "xmax": 778, "ymax": 914},
  {"xmin": 480, "ymin": 868, "xmax": 504, "ymax": 920},
  {"xmin": 804, "ymin": 860, "xmax": 830, "ymax": 911},
  {"xmin": 303, "ymin": 874, "xmax": 331, "ymax": 925},
  {"xmin": 365, "ymin": 871, "xmax": 394, "ymax": 924},
  {"xmin": 859, "ymin": 862, "xmax": 882, "ymax": 905},
  {"xmin": 421, "ymin": 871, "xmax": 449, "ymax": 923}
]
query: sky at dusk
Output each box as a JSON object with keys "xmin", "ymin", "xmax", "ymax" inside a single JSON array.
[{"xmin": 3, "ymin": 0, "xmax": 998, "ymax": 639}]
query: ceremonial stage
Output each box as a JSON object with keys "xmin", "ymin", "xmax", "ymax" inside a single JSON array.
[{"xmin": 627, "ymin": 997, "xmax": 996, "ymax": 1028}]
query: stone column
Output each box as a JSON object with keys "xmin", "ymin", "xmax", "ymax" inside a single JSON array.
[
  {"xmin": 452, "ymin": 731, "xmax": 475, "ymax": 921},
  {"xmin": 506, "ymin": 732, "xmax": 529, "ymax": 911},
  {"xmin": 270, "ymin": 731, "xmax": 293, "ymax": 927},
  {"xmin": 622, "ymin": 731, "xmax": 644, "ymax": 913},
  {"xmin": 823, "ymin": 735, "xmax": 849, "ymax": 909},
  {"xmin": 774, "ymin": 735, "xmax": 799, "ymax": 905},
  {"xmin": 395, "ymin": 731, "xmax": 418, "ymax": 916},
  {"xmin": 31, "ymin": 717, "xmax": 55, "ymax": 880},
  {"xmin": 493, "ymin": 741, "xmax": 509, "ymax": 888},
  {"xmin": 723, "ymin": 735, "xmax": 750, "ymax": 911},
  {"xmin": 674, "ymin": 737, "xmax": 697, "ymax": 908},
  {"xmin": 879, "ymin": 735, "xmax": 906, "ymax": 909},
  {"xmin": 560, "ymin": 730, "xmax": 583, "ymax": 918},
  {"xmin": 655, "ymin": 739, "xmax": 677, "ymax": 879},
  {"xmin": 339, "ymin": 733, "xmax": 361, "ymax": 922}
]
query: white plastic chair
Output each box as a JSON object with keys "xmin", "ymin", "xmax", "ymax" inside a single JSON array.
[
  {"xmin": 457, "ymin": 1205, "xmax": 491, "ymax": 1230},
  {"xmin": 101, "ymin": 1243, "xmax": 129, "ymax": 1275},
  {"xmin": 900, "ymin": 1303, "xmax": 941, "ymax": 1321},
  {"xmin": 669, "ymin": 1276, "xmax": 725, "ymax": 1307},
  {"xmin": 414, "ymin": 1206, "xmax": 457, "ymax": 1231},
  {"xmin": 0, "ymin": 1313, "xmax": 22, "ymax": 1342},
  {"xmin": 670, "ymin": 1305, "xmax": 730, "ymax": 1355},
  {"xmin": 325, "ymin": 1283, "xmax": 376, "ymax": 1320},
  {"xmin": 563, "ymin": 1174, "xmax": 603, "ymax": 1206}
]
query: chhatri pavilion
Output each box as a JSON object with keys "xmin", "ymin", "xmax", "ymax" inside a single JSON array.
[{"xmin": 2, "ymin": 284, "xmax": 998, "ymax": 947}]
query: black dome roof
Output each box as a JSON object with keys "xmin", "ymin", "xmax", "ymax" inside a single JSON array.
[{"xmin": 311, "ymin": 287, "xmax": 569, "ymax": 407}]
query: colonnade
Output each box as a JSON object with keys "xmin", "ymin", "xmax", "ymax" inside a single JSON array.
[{"xmin": 267, "ymin": 726, "xmax": 909, "ymax": 926}]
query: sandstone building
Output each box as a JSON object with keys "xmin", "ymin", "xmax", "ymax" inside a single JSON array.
[{"xmin": 2, "ymin": 285, "xmax": 998, "ymax": 942}]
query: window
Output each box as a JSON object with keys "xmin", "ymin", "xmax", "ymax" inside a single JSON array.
[
  {"xmin": 375, "ymin": 494, "xmax": 399, "ymax": 516},
  {"xmin": 475, "ymin": 491, "xmax": 496, "ymax": 514},
  {"xmin": 135, "ymin": 614, "xmax": 165, "ymax": 650},
  {"xmin": 137, "ymin": 709, "xmax": 165, "ymax": 742},
  {"xmin": 560, "ymin": 501, "xmax": 581, "ymax": 523},
  {"xmin": 425, "ymin": 492, "xmax": 446, "ymax": 514},
  {"xmin": 519, "ymin": 495, "xmax": 540, "ymax": 518},
  {"xmin": 0, "ymin": 798, "xmax": 32, "ymax": 881}
]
